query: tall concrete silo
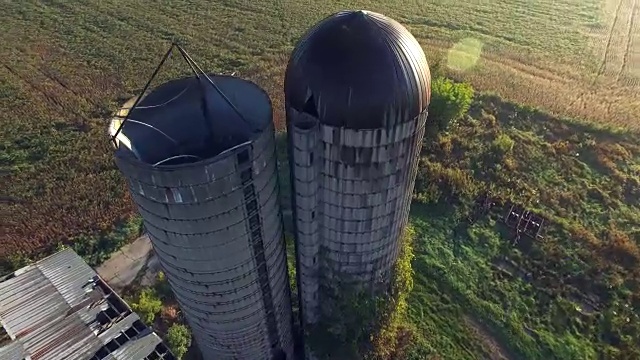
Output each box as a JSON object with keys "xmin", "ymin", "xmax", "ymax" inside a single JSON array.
[
  {"xmin": 109, "ymin": 70, "xmax": 294, "ymax": 360},
  {"xmin": 285, "ymin": 10, "xmax": 431, "ymax": 327}
]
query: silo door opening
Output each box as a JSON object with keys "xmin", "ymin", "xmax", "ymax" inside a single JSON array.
[
  {"xmin": 302, "ymin": 94, "xmax": 319, "ymax": 118},
  {"xmin": 293, "ymin": 94, "xmax": 319, "ymax": 130}
]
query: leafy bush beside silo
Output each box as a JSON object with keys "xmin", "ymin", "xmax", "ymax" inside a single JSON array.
[
  {"xmin": 427, "ymin": 77, "xmax": 474, "ymax": 133},
  {"xmin": 167, "ymin": 324, "xmax": 192, "ymax": 360}
]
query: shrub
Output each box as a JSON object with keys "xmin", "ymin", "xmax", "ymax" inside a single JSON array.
[
  {"xmin": 0, "ymin": 217, "xmax": 142, "ymax": 276},
  {"xmin": 130, "ymin": 288, "xmax": 163, "ymax": 324},
  {"xmin": 4, "ymin": 252, "xmax": 31, "ymax": 273},
  {"xmin": 403, "ymin": 334, "xmax": 436, "ymax": 360},
  {"xmin": 438, "ymin": 135, "xmax": 454, "ymax": 155},
  {"xmin": 155, "ymin": 271, "xmax": 174, "ymax": 300},
  {"xmin": 600, "ymin": 225, "xmax": 640, "ymax": 269},
  {"xmin": 167, "ymin": 324, "xmax": 192, "ymax": 360},
  {"xmin": 369, "ymin": 227, "xmax": 416, "ymax": 359},
  {"xmin": 415, "ymin": 160, "xmax": 479, "ymax": 203},
  {"xmin": 480, "ymin": 109, "xmax": 498, "ymax": 127},
  {"xmin": 72, "ymin": 216, "xmax": 143, "ymax": 267},
  {"xmin": 492, "ymin": 133, "xmax": 515, "ymax": 154},
  {"xmin": 161, "ymin": 305, "xmax": 180, "ymax": 323},
  {"xmin": 413, "ymin": 182, "xmax": 442, "ymax": 204},
  {"xmin": 414, "ymin": 161, "xmax": 443, "ymax": 204},
  {"xmin": 428, "ymin": 77, "xmax": 474, "ymax": 133},
  {"xmin": 308, "ymin": 228, "xmax": 418, "ymax": 360},
  {"xmin": 551, "ymin": 140, "xmax": 572, "ymax": 155}
]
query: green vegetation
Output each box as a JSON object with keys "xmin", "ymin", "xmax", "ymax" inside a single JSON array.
[
  {"xmin": 1, "ymin": 0, "xmax": 635, "ymax": 269},
  {"xmin": 407, "ymin": 92, "xmax": 640, "ymax": 359},
  {"xmin": 155, "ymin": 271, "xmax": 174, "ymax": 301},
  {"xmin": 1, "ymin": 1, "xmax": 639, "ymax": 359},
  {"xmin": 0, "ymin": 252, "xmax": 33, "ymax": 276},
  {"xmin": 306, "ymin": 228, "xmax": 417, "ymax": 359},
  {"xmin": 130, "ymin": 287, "xmax": 163, "ymax": 324},
  {"xmin": 307, "ymin": 284, "xmax": 383, "ymax": 359},
  {"xmin": 166, "ymin": 324, "xmax": 193, "ymax": 360},
  {"xmin": 0, "ymin": 324, "xmax": 10, "ymax": 347},
  {"xmin": 284, "ymin": 234, "xmax": 299, "ymax": 318},
  {"xmin": 70, "ymin": 216, "xmax": 143, "ymax": 267},
  {"xmin": 492, "ymin": 133, "xmax": 515, "ymax": 155},
  {"xmin": 369, "ymin": 227, "xmax": 417, "ymax": 360},
  {"xmin": 0, "ymin": 216, "xmax": 142, "ymax": 275},
  {"xmin": 290, "ymin": 79, "xmax": 640, "ymax": 358},
  {"xmin": 124, "ymin": 270, "xmax": 197, "ymax": 359},
  {"xmin": 427, "ymin": 77, "xmax": 474, "ymax": 134}
]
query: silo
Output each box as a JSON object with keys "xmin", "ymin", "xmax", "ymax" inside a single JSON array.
[
  {"xmin": 109, "ymin": 73, "xmax": 295, "ymax": 360},
  {"xmin": 285, "ymin": 10, "xmax": 431, "ymax": 327}
]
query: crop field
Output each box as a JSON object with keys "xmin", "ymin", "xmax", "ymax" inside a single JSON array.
[
  {"xmin": 1, "ymin": 0, "xmax": 638, "ymax": 260},
  {"xmin": 1, "ymin": 0, "xmax": 639, "ymax": 357}
]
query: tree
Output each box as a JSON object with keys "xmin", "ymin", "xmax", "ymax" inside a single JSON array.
[
  {"xmin": 427, "ymin": 77, "xmax": 474, "ymax": 134},
  {"xmin": 130, "ymin": 288, "xmax": 163, "ymax": 324},
  {"xmin": 167, "ymin": 323, "xmax": 192, "ymax": 360}
]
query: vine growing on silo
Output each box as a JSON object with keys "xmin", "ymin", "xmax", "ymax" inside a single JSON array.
[{"xmin": 307, "ymin": 226, "xmax": 417, "ymax": 360}]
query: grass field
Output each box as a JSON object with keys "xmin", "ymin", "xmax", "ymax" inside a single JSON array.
[
  {"xmin": 1, "ymin": 1, "xmax": 639, "ymax": 358},
  {"xmin": 404, "ymin": 95, "xmax": 640, "ymax": 359},
  {"xmin": 1, "ymin": 0, "xmax": 638, "ymax": 260}
]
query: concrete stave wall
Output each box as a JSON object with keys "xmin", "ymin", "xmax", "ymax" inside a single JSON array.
[
  {"xmin": 288, "ymin": 109, "xmax": 428, "ymax": 325},
  {"xmin": 320, "ymin": 114, "xmax": 427, "ymax": 282},
  {"xmin": 288, "ymin": 109, "xmax": 322, "ymax": 325},
  {"xmin": 115, "ymin": 120, "xmax": 295, "ymax": 360}
]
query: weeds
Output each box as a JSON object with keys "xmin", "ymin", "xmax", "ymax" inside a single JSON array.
[
  {"xmin": 410, "ymin": 93, "xmax": 640, "ymax": 359},
  {"xmin": 2, "ymin": 0, "xmax": 637, "ymax": 265}
]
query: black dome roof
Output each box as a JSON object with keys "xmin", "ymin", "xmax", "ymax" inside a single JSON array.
[{"xmin": 285, "ymin": 10, "xmax": 431, "ymax": 129}]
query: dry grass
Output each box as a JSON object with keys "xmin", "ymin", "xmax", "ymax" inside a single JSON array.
[
  {"xmin": 424, "ymin": 0, "xmax": 640, "ymax": 129},
  {"xmin": 1, "ymin": 0, "xmax": 638, "ymax": 262},
  {"xmin": 1, "ymin": 2, "xmax": 638, "ymax": 358}
]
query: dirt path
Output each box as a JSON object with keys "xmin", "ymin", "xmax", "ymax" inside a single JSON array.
[
  {"xmin": 619, "ymin": 0, "xmax": 638, "ymax": 82},
  {"xmin": 463, "ymin": 316, "xmax": 514, "ymax": 360},
  {"xmin": 96, "ymin": 234, "xmax": 161, "ymax": 291},
  {"xmin": 599, "ymin": 0, "xmax": 626, "ymax": 81}
]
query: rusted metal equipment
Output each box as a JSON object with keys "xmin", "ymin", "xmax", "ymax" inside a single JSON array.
[{"xmin": 503, "ymin": 203, "xmax": 545, "ymax": 244}]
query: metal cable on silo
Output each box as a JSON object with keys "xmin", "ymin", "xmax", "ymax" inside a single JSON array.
[
  {"xmin": 112, "ymin": 43, "xmax": 265, "ymax": 168},
  {"xmin": 112, "ymin": 118, "xmax": 179, "ymax": 145},
  {"xmin": 110, "ymin": 43, "xmax": 175, "ymax": 144},
  {"xmin": 175, "ymin": 45, "xmax": 256, "ymax": 132},
  {"xmin": 153, "ymin": 155, "xmax": 203, "ymax": 167},
  {"xmin": 120, "ymin": 82, "xmax": 194, "ymax": 110},
  {"xmin": 113, "ymin": 116, "xmax": 204, "ymax": 165},
  {"xmin": 109, "ymin": 43, "xmax": 204, "ymax": 165}
]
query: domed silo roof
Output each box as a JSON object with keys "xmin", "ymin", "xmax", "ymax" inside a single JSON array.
[{"xmin": 285, "ymin": 10, "xmax": 431, "ymax": 129}]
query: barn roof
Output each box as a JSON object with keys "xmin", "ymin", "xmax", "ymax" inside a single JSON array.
[{"xmin": 0, "ymin": 249, "xmax": 174, "ymax": 360}]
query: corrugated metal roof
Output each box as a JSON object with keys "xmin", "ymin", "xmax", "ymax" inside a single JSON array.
[
  {"xmin": 0, "ymin": 340, "xmax": 26, "ymax": 359},
  {"xmin": 0, "ymin": 249, "xmax": 173, "ymax": 360},
  {"xmin": 109, "ymin": 331, "xmax": 162, "ymax": 360},
  {"xmin": 285, "ymin": 10, "xmax": 431, "ymax": 130}
]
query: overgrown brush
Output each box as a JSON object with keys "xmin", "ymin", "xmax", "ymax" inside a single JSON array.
[
  {"xmin": 409, "ymin": 92, "xmax": 640, "ymax": 359},
  {"xmin": 306, "ymin": 227, "xmax": 417, "ymax": 360}
]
